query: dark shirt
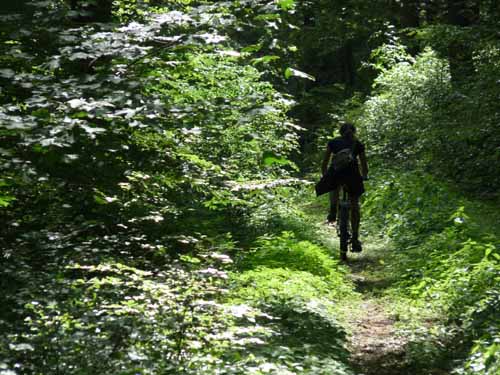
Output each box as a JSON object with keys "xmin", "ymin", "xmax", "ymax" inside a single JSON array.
[
  {"xmin": 328, "ymin": 137, "xmax": 365, "ymax": 156},
  {"xmin": 327, "ymin": 137, "xmax": 365, "ymax": 175}
]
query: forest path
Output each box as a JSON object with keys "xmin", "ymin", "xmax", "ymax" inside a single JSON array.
[
  {"xmin": 305, "ymin": 198, "xmax": 451, "ymax": 374},
  {"xmin": 320, "ymin": 224, "xmax": 450, "ymax": 375},
  {"xmin": 339, "ymin": 239, "xmax": 411, "ymax": 375}
]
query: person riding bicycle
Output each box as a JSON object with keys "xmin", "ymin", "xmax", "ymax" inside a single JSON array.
[{"xmin": 321, "ymin": 122, "xmax": 368, "ymax": 253}]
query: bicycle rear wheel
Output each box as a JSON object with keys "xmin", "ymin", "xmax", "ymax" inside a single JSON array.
[{"xmin": 338, "ymin": 201, "xmax": 349, "ymax": 260}]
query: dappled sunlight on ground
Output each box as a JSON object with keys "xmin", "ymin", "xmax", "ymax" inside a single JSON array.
[
  {"xmin": 332, "ymin": 234, "xmax": 451, "ymax": 375},
  {"xmin": 303, "ymin": 195, "xmax": 459, "ymax": 374}
]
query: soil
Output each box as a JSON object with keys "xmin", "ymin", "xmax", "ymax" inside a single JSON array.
[{"xmin": 340, "ymin": 244, "xmax": 451, "ymax": 375}]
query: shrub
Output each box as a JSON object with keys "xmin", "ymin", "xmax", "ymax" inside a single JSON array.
[
  {"xmin": 363, "ymin": 169, "xmax": 500, "ymax": 374},
  {"xmin": 241, "ymin": 232, "xmax": 351, "ymax": 294}
]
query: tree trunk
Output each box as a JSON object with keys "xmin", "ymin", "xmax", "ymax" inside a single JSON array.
[
  {"xmin": 487, "ymin": 0, "xmax": 500, "ymax": 21},
  {"xmin": 422, "ymin": 0, "xmax": 441, "ymax": 23},
  {"xmin": 448, "ymin": 0, "xmax": 479, "ymax": 26},
  {"xmin": 342, "ymin": 41, "xmax": 355, "ymax": 88},
  {"xmin": 400, "ymin": 0, "xmax": 420, "ymax": 27},
  {"xmin": 0, "ymin": 0, "xmax": 29, "ymax": 14},
  {"xmin": 69, "ymin": 0, "xmax": 113, "ymax": 22},
  {"xmin": 447, "ymin": 0, "xmax": 479, "ymax": 82}
]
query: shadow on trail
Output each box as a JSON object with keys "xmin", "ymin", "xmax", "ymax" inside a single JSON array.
[
  {"xmin": 351, "ymin": 350, "xmax": 451, "ymax": 375},
  {"xmin": 344, "ymin": 249, "xmax": 396, "ymax": 295},
  {"xmin": 341, "ymin": 245, "xmax": 454, "ymax": 375},
  {"xmin": 350, "ymin": 274, "xmax": 395, "ymax": 294}
]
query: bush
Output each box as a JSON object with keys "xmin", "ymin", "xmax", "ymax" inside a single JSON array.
[
  {"xmin": 360, "ymin": 42, "xmax": 500, "ymax": 195},
  {"xmin": 363, "ymin": 169, "xmax": 500, "ymax": 374},
  {"xmin": 228, "ymin": 266, "xmax": 353, "ymax": 374},
  {"xmin": 243, "ymin": 231, "xmax": 345, "ymax": 276}
]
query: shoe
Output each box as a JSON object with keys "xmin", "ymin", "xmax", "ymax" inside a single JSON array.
[
  {"xmin": 340, "ymin": 252, "xmax": 347, "ymax": 261},
  {"xmin": 351, "ymin": 238, "xmax": 362, "ymax": 252}
]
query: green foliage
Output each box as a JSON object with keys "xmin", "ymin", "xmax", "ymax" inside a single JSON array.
[
  {"xmin": 0, "ymin": 1, "xmax": 315, "ymax": 374},
  {"xmin": 0, "ymin": 255, "xmax": 235, "ymax": 374},
  {"xmin": 220, "ymin": 228, "xmax": 357, "ymax": 374},
  {"xmin": 227, "ymin": 266, "xmax": 353, "ymax": 374},
  {"xmin": 112, "ymin": 0, "xmax": 155, "ymax": 22},
  {"xmin": 0, "ymin": 0, "xmax": 303, "ymax": 240},
  {"xmin": 360, "ymin": 39, "xmax": 500, "ymax": 195},
  {"xmin": 363, "ymin": 170, "xmax": 459, "ymax": 241},
  {"xmin": 5, "ymin": 0, "xmax": 500, "ymax": 373},
  {"xmin": 359, "ymin": 30, "xmax": 500, "ymax": 374},
  {"xmin": 363, "ymin": 169, "xmax": 500, "ymax": 374},
  {"xmin": 241, "ymin": 232, "xmax": 351, "ymax": 294},
  {"xmin": 232, "ymin": 267, "xmax": 348, "ymax": 349},
  {"xmin": 361, "ymin": 46, "xmax": 451, "ymax": 163}
]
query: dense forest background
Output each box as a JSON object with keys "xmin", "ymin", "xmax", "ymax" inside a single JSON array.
[{"xmin": 0, "ymin": 1, "xmax": 499, "ymax": 374}]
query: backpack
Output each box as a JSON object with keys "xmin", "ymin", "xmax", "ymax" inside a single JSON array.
[{"xmin": 331, "ymin": 143, "xmax": 356, "ymax": 172}]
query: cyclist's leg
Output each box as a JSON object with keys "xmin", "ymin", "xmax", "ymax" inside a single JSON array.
[
  {"xmin": 328, "ymin": 187, "xmax": 340, "ymax": 223},
  {"xmin": 349, "ymin": 193, "xmax": 363, "ymax": 252},
  {"xmin": 345, "ymin": 171, "xmax": 364, "ymax": 245},
  {"xmin": 349, "ymin": 194, "xmax": 360, "ymax": 239}
]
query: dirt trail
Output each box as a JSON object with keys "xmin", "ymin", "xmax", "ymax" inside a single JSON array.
[
  {"xmin": 347, "ymin": 297, "xmax": 406, "ymax": 375},
  {"xmin": 342, "ymin": 250, "xmax": 410, "ymax": 375},
  {"xmin": 341, "ymin": 248, "xmax": 450, "ymax": 375}
]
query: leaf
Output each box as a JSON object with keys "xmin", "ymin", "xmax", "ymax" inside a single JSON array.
[
  {"xmin": 67, "ymin": 99, "xmax": 86, "ymax": 109},
  {"xmin": 194, "ymin": 33, "xmax": 227, "ymax": 44},
  {"xmin": 128, "ymin": 350, "xmax": 147, "ymax": 361},
  {"xmin": 484, "ymin": 246, "xmax": 493, "ymax": 259},
  {"xmin": 247, "ymin": 105, "xmax": 278, "ymax": 116},
  {"xmin": 284, "ymin": 67, "xmax": 315, "ymax": 81},
  {"xmin": 254, "ymin": 13, "xmax": 281, "ymax": 21},
  {"xmin": 46, "ymin": 57, "xmax": 61, "ymax": 70},
  {"xmin": 72, "ymin": 111, "xmax": 89, "ymax": 119},
  {"xmin": 2, "ymin": 118, "xmax": 36, "ymax": 130},
  {"xmin": 93, "ymin": 195, "xmax": 108, "ymax": 205},
  {"xmin": 80, "ymin": 124, "xmax": 106, "ymax": 135},
  {"xmin": 32, "ymin": 109, "xmax": 50, "ymax": 119},
  {"xmin": 180, "ymin": 255, "xmax": 201, "ymax": 264},
  {"xmin": 263, "ymin": 151, "xmax": 292, "ymax": 166},
  {"xmin": 0, "ymin": 195, "xmax": 16, "ymax": 207},
  {"xmin": 251, "ymin": 55, "xmax": 280, "ymax": 65},
  {"xmin": 242, "ymin": 44, "xmax": 262, "ymax": 53},
  {"xmin": 0, "ymin": 69, "xmax": 15, "ymax": 79},
  {"xmin": 68, "ymin": 52, "xmax": 91, "ymax": 61},
  {"xmin": 277, "ymin": 0, "xmax": 295, "ymax": 11},
  {"xmin": 8, "ymin": 343, "xmax": 34, "ymax": 351}
]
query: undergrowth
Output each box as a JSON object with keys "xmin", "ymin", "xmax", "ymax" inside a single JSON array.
[
  {"xmin": 363, "ymin": 168, "xmax": 500, "ymax": 374},
  {"xmin": 226, "ymin": 228, "xmax": 357, "ymax": 374}
]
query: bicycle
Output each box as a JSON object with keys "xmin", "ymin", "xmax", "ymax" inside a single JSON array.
[
  {"xmin": 335, "ymin": 178, "xmax": 367, "ymax": 261},
  {"xmin": 336, "ymin": 184, "xmax": 351, "ymax": 261}
]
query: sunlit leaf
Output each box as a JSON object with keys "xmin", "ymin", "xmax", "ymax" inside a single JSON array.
[
  {"xmin": 0, "ymin": 69, "xmax": 15, "ymax": 79},
  {"xmin": 277, "ymin": 0, "xmax": 295, "ymax": 11},
  {"xmin": 251, "ymin": 55, "xmax": 280, "ymax": 65},
  {"xmin": 284, "ymin": 67, "xmax": 315, "ymax": 81},
  {"xmin": 263, "ymin": 151, "xmax": 292, "ymax": 166}
]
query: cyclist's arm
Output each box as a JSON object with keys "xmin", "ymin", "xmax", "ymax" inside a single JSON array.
[
  {"xmin": 359, "ymin": 151, "xmax": 368, "ymax": 179},
  {"xmin": 321, "ymin": 146, "xmax": 332, "ymax": 176}
]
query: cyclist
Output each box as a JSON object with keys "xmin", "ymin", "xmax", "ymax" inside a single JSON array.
[{"xmin": 321, "ymin": 122, "xmax": 368, "ymax": 253}]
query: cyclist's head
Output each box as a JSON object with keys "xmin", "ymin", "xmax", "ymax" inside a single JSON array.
[{"xmin": 339, "ymin": 122, "xmax": 356, "ymax": 138}]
